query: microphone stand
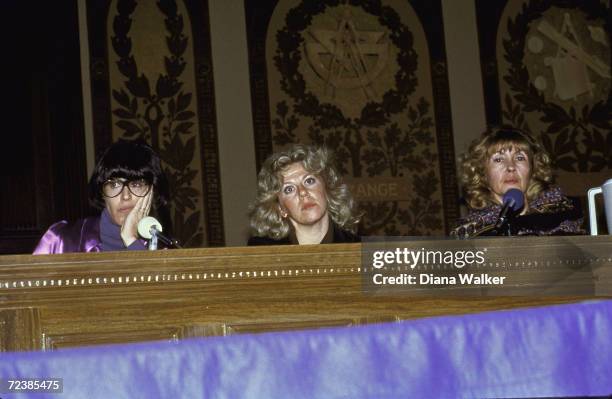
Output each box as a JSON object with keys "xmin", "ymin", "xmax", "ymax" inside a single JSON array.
[
  {"xmin": 495, "ymin": 218, "xmax": 513, "ymax": 237},
  {"xmin": 139, "ymin": 216, "xmax": 182, "ymax": 250},
  {"xmin": 149, "ymin": 227, "xmax": 160, "ymax": 250},
  {"xmin": 147, "ymin": 227, "xmax": 181, "ymax": 250},
  {"xmin": 494, "ymin": 198, "xmax": 515, "ymax": 236}
]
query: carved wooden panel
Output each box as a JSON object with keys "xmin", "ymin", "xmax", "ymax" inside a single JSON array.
[
  {"xmin": 44, "ymin": 328, "xmax": 181, "ymax": 350},
  {"xmin": 0, "ymin": 308, "xmax": 42, "ymax": 352},
  {"xmin": 223, "ymin": 315, "xmax": 400, "ymax": 335}
]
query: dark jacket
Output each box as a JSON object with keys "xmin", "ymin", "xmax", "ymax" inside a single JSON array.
[{"xmin": 248, "ymin": 223, "xmax": 360, "ymax": 245}]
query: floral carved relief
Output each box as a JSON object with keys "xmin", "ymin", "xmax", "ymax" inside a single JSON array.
[
  {"xmin": 499, "ymin": 0, "xmax": 611, "ymax": 173},
  {"xmin": 266, "ymin": 0, "xmax": 453, "ymax": 236},
  {"xmin": 109, "ymin": 0, "xmax": 205, "ymax": 246}
]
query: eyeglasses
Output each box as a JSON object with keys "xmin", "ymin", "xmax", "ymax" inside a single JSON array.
[{"xmin": 102, "ymin": 178, "xmax": 151, "ymax": 198}]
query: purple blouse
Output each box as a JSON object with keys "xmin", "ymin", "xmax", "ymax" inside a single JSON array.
[
  {"xmin": 33, "ymin": 217, "xmax": 102, "ymax": 254},
  {"xmin": 33, "ymin": 214, "xmax": 147, "ymax": 254}
]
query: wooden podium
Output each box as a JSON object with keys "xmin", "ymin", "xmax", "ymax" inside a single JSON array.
[{"xmin": 0, "ymin": 236, "xmax": 610, "ymax": 352}]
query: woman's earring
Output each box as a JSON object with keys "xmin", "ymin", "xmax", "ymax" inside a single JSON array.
[{"xmin": 280, "ymin": 209, "xmax": 288, "ymax": 218}]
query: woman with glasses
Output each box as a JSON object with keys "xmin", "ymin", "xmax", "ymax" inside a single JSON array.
[{"xmin": 33, "ymin": 140, "xmax": 169, "ymax": 254}]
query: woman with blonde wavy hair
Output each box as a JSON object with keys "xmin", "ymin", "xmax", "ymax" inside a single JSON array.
[
  {"xmin": 452, "ymin": 126, "xmax": 584, "ymax": 238},
  {"xmin": 248, "ymin": 144, "xmax": 360, "ymax": 245}
]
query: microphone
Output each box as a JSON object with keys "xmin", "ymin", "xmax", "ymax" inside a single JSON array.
[
  {"xmin": 494, "ymin": 188, "xmax": 525, "ymax": 235},
  {"xmin": 137, "ymin": 216, "xmax": 181, "ymax": 250}
]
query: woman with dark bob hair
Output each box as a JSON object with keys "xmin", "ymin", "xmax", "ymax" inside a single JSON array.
[
  {"xmin": 248, "ymin": 144, "xmax": 360, "ymax": 245},
  {"xmin": 452, "ymin": 126, "xmax": 584, "ymax": 238},
  {"xmin": 34, "ymin": 139, "xmax": 169, "ymax": 254}
]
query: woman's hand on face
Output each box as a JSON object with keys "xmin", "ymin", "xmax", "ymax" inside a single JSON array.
[{"xmin": 120, "ymin": 188, "xmax": 153, "ymax": 247}]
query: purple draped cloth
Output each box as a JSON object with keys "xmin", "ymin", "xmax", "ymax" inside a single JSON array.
[{"xmin": 1, "ymin": 301, "xmax": 611, "ymax": 398}]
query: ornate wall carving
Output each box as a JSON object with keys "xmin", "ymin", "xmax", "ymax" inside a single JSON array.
[
  {"xmin": 246, "ymin": 0, "xmax": 458, "ymax": 235},
  {"xmin": 477, "ymin": 0, "xmax": 611, "ymax": 196},
  {"xmin": 87, "ymin": 0, "xmax": 224, "ymax": 246}
]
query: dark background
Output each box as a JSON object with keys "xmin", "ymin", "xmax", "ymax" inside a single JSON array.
[{"xmin": 1, "ymin": 1, "xmax": 89, "ymax": 254}]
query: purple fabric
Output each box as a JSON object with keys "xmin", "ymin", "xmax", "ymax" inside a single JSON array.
[
  {"xmin": 33, "ymin": 216, "xmax": 102, "ymax": 254},
  {"xmin": 33, "ymin": 214, "xmax": 147, "ymax": 254},
  {"xmin": 100, "ymin": 208, "xmax": 126, "ymax": 251},
  {"xmin": 1, "ymin": 301, "xmax": 611, "ymax": 398},
  {"xmin": 99, "ymin": 209, "xmax": 147, "ymax": 252}
]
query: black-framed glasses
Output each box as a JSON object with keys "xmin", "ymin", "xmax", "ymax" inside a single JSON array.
[{"xmin": 102, "ymin": 178, "xmax": 151, "ymax": 198}]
